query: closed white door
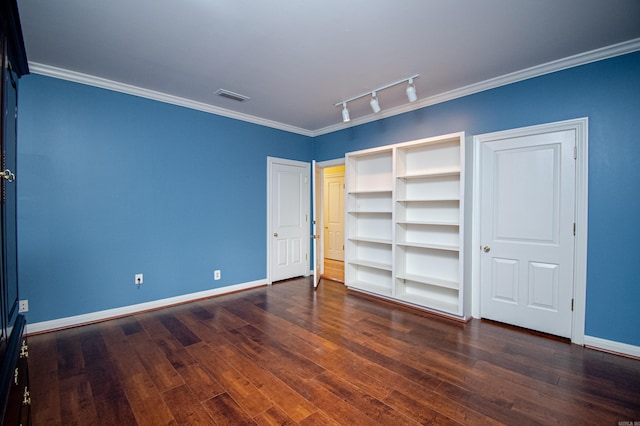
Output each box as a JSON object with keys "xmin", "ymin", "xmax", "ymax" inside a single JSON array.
[
  {"xmin": 270, "ymin": 159, "xmax": 309, "ymax": 282},
  {"xmin": 480, "ymin": 130, "xmax": 575, "ymax": 338},
  {"xmin": 324, "ymin": 168, "xmax": 345, "ymax": 261}
]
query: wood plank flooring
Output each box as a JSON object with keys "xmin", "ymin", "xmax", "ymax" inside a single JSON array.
[
  {"xmin": 322, "ymin": 259, "xmax": 344, "ymax": 283},
  {"xmin": 27, "ymin": 277, "xmax": 640, "ymax": 425}
]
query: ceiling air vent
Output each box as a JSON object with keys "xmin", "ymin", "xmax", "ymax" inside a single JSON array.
[{"xmin": 215, "ymin": 89, "xmax": 250, "ymax": 102}]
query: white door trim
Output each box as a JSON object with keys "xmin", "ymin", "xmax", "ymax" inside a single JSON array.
[
  {"xmin": 471, "ymin": 118, "xmax": 588, "ymax": 344},
  {"xmin": 316, "ymin": 158, "xmax": 346, "ymax": 168},
  {"xmin": 266, "ymin": 156, "xmax": 311, "ymax": 285}
]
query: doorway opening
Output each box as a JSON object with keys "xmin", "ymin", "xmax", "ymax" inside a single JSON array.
[{"xmin": 314, "ymin": 159, "xmax": 346, "ymax": 284}]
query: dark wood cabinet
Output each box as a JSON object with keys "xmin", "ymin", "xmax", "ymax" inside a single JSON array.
[
  {"xmin": 0, "ymin": 317, "xmax": 28, "ymax": 425},
  {"xmin": 0, "ymin": 0, "xmax": 29, "ymax": 424}
]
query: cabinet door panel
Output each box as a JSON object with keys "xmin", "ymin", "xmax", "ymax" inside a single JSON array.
[{"xmin": 2, "ymin": 51, "xmax": 19, "ymax": 329}]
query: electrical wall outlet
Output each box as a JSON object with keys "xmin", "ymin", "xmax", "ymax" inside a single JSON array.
[
  {"xmin": 135, "ymin": 273, "xmax": 143, "ymax": 286},
  {"xmin": 214, "ymin": 270, "xmax": 221, "ymax": 280},
  {"xmin": 19, "ymin": 300, "xmax": 29, "ymax": 313}
]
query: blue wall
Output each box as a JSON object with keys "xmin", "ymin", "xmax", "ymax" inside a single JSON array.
[
  {"xmin": 17, "ymin": 75, "xmax": 312, "ymax": 323},
  {"xmin": 314, "ymin": 52, "xmax": 640, "ymax": 347},
  {"xmin": 18, "ymin": 52, "xmax": 640, "ymax": 347}
]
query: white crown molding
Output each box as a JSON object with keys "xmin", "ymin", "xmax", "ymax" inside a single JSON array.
[
  {"xmin": 29, "ymin": 38, "xmax": 640, "ymax": 138},
  {"xmin": 312, "ymin": 37, "xmax": 640, "ymax": 137},
  {"xmin": 27, "ymin": 63, "xmax": 315, "ymax": 137},
  {"xmin": 25, "ymin": 278, "xmax": 266, "ymax": 334}
]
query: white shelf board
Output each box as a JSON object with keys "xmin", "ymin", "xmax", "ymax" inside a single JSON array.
[
  {"xmin": 396, "ymin": 219, "xmax": 459, "ymax": 226},
  {"xmin": 348, "ymin": 259, "xmax": 393, "ymax": 271},
  {"xmin": 348, "ymin": 236, "xmax": 393, "ymax": 245},
  {"xmin": 396, "ymin": 272, "xmax": 459, "ymax": 290},
  {"xmin": 348, "ymin": 210, "xmax": 393, "ymax": 214},
  {"xmin": 396, "ymin": 241, "xmax": 459, "ymax": 252},
  {"xmin": 347, "ymin": 189, "xmax": 393, "ymax": 195},
  {"xmin": 397, "ymin": 170, "xmax": 461, "ymax": 179},
  {"xmin": 396, "ymin": 197, "xmax": 460, "ymax": 203}
]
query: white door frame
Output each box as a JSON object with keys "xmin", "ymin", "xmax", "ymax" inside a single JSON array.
[
  {"xmin": 315, "ymin": 158, "xmax": 346, "ymax": 279},
  {"xmin": 266, "ymin": 156, "xmax": 311, "ymax": 285},
  {"xmin": 471, "ymin": 118, "xmax": 589, "ymax": 344}
]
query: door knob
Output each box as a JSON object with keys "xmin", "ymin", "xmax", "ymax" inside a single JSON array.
[
  {"xmin": 483, "ymin": 246, "xmax": 491, "ymax": 253},
  {"xmin": 1, "ymin": 169, "xmax": 15, "ymax": 182},
  {"xmin": 273, "ymin": 233, "xmax": 278, "ymax": 237}
]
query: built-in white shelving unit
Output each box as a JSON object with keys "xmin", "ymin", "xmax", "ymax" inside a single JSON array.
[
  {"xmin": 345, "ymin": 149, "xmax": 394, "ymax": 296},
  {"xmin": 345, "ymin": 133, "xmax": 467, "ymax": 318}
]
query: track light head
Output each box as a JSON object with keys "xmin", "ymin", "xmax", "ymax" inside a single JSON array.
[
  {"xmin": 341, "ymin": 102, "xmax": 350, "ymax": 122},
  {"xmin": 406, "ymin": 78, "xmax": 417, "ymax": 102},
  {"xmin": 370, "ymin": 91, "xmax": 381, "ymax": 113}
]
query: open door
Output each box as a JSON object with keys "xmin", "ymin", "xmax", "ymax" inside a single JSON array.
[{"xmin": 312, "ymin": 160, "xmax": 321, "ymax": 288}]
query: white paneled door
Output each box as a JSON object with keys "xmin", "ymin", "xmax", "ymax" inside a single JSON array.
[
  {"xmin": 323, "ymin": 169, "xmax": 345, "ymax": 261},
  {"xmin": 270, "ymin": 158, "xmax": 309, "ymax": 282},
  {"xmin": 480, "ymin": 129, "xmax": 576, "ymax": 338}
]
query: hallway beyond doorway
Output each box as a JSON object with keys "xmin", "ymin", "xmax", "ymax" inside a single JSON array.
[{"xmin": 323, "ymin": 258, "xmax": 344, "ymax": 283}]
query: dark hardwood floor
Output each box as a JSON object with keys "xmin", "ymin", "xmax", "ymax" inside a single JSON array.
[{"xmin": 28, "ymin": 277, "xmax": 640, "ymax": 425}]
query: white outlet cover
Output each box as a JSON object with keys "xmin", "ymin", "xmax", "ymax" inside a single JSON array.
[
  {"xmin": 19, "ymin": 300, "xmax": 29, "ymax": 313},
  {"xmin": 214, "ymin": 270, "xmax": 221, "ymax": 280},
  {"xmin": 135, "ymin": 273, "xmax": 143, "ymax": 285}
]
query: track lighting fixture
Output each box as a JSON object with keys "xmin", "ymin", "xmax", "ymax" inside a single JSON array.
[
  {"xmin": 370, "ymin": 91, "xmax": 381, "ymax": 113},
  {"xmin": 335, "ymin": 74, "xmax": 419, "ymax": 123},
  {"xmin": 341, "ymin": 102, "xmax": 350, "ymax": 122},
  {"xmin": 406, "ymin": 78, "xmax": 417, "ymax": 102}
]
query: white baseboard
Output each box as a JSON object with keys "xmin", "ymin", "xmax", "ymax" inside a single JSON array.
[
  {"xmin": 26, "ymin": 278, "xmax": 267, "ymax": 335},
  {"xmin": 583, "ymin": 335, "xmax": 640, "ymax": 359}
]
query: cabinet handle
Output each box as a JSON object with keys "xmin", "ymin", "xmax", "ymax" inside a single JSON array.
[
  {"xmin": 14, "ymin": 368, "xmax": 18, "ymax": 385},
  {"xmin": 22, "ymin": 387, "xmax": 30, "ymax": 406},
  {"xmin": 20, "ymin": 340, "xmax": 28, "ymax": 358}
]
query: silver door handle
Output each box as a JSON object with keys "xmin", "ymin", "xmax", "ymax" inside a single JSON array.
[
  {"xmin": 483, "ymin": 246, "xmax": 491, "ymax": 253},
  {"xmin": 1, "ymin": 169, "xmax": 15, "ymax": 182}
]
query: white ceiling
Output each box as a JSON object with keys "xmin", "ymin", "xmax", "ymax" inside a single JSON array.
[{"xmin": 16, "ymin": 0, "xmax": 640, "ymax": 136}]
